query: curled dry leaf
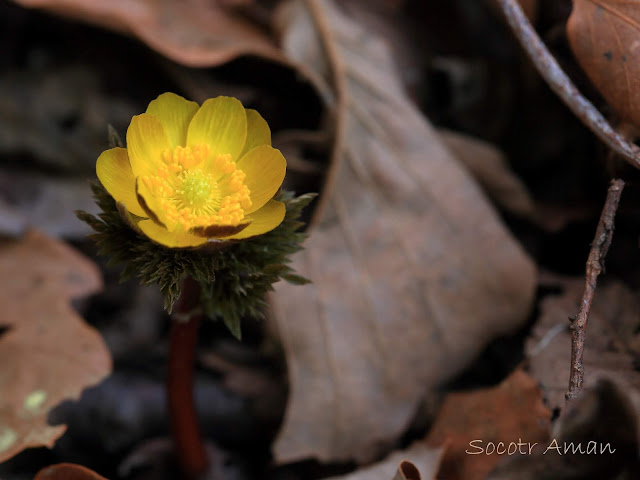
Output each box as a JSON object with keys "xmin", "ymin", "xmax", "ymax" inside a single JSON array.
[
  {"xmin": 11, "ymin": 0, "xmax": 284, "ymax": 67},
  {"xmin": 270, "ymin": 0, "xmax": 536, "ymax": 464},
  {"xmin": 34, "ymin": 463, "xmax": 109, "ymax": 480},
  {"xmin": 567, "ymin": 0, "xmax": 640, "ymax": 129},
  {"xmin": 393, "ymin": 461, "xmax": 422, "ymax": 480},
  {"xmin": 325, "ymin": 443, "xmax": 443, "ymax": 480},
  {"xmin": 426, "ymin": 369, "xmax": 551, "ymax": 480},
  {"xmin": 0, "ymin": 231, "xmax": 110, "ymax": 463}
]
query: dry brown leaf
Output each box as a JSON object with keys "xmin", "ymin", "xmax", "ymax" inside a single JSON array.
[
  {"xmin": 438, "ymin": 129, "xmax": 536, "ymax": 219},
  {"xmin": 567, "ymin": 0, "xmax": 640, "ymax": 129},
  {"xmin": 487, "ymin": 380, "xmax": 639, "ymax": 480},
  {"xmin": 325, "ymin": 443, "xmax": 443, "ymax": 480},
  {"xmin": 34, "ymin": 463, "xmax": 109, "ymax": 480},
  {"xmin": 526, "ymin": 277, "xmax": 640, "ymax": 437},
  {"xmin": 392, "ymin": 461, "xmax": 422, "ymax": 480},
  {"xmin": 425, "ymin": 369, "xmax": 551, "ymax": 480},
  {"xmin": 11, "ymin": 0, "xmax": 284, "ymax": 67},
  {"xmin": 0, "ymin": 230, "xmax": 110, "ymax": 463},
  {"xmin": 270, "ymin": 0, "xmax": 536, "ymax": 464}
]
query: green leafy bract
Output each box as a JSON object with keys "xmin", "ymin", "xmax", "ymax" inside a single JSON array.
[{"xmin": 77, "ymin": 182, "xmax": 314, "ymax": 339}]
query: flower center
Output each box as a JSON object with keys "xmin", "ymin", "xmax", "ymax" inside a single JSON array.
[
  {"xmin": 180, "ymin": 170, "xmax": 215, "ymax": 208},
  {"xmin": 140, "ymin": 144, "xmax": 252, "ymax": 232}
]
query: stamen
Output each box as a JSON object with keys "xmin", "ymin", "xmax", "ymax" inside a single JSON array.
[{"xmin": 142, "ymin": 144, "xmax": 252, "ymax": 232}]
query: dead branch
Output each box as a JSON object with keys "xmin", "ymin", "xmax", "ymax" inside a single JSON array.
[
  {"xmin": 566, "ymin": 179, "xmax": 625, "ymax": 403},
  {"xmin": 495, "ymin": 0, "xmax": 640, "ymax": 170}
]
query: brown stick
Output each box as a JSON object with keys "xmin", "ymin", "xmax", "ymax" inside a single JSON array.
[
  {"xmin": 495, "ymin": 0, "xmax": 640, "ymax": 170},
  {"xmin": 566, "ymin": 179, "xmax": 625, "ymax": 403},
  {"xmin": 168, "ymin": 276, "xmax": 208, "ymax": 478}
]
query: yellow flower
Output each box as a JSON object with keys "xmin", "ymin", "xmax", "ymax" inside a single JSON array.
[{"xmin": 96, "ymin": 93, "xmax": 286, "ymax": 248}]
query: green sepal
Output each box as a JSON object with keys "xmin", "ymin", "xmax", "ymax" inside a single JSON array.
[
  {"xmin": 281, "ymin": 273, "xmax": 312, "ymax": 285},
  {"xmin": 77, "ymin": 181, "xmax": 315, "ymax": 338}
]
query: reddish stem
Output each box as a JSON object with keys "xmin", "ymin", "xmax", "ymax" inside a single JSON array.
[{"xmin": 168, "ymin": 277, "xmax": 208, "ymax": 478}]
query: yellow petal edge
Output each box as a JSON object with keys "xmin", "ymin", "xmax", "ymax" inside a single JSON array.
[
  {"xmin": 187, "ymin": 96, "xmax": 247, "ymax": 162},
  {"xmin": 96, "ymin": 147, "xmax": 146, "ymax": 217},
  {"xmin": 138, "ymin": 219, "xmax": 207, "ymax": 248},
  {"xmin": 237, "ymin": 145, "xmax": 286, "ymax": 215},
  {"xmin": 225, "ymin": 199, "xmax": 286, "ymax": 240},
  {"xmin": 146, "ymin": 92, "xmax": 199, "ymax": 149}
]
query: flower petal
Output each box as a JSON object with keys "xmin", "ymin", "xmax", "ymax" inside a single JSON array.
[
  {"xmin": 138, "ymin": 219, "xmax": 207, "ymax": 248},
  {"xmin": 240, "ymin": 109, "xmax": 271, "ymax": 157},
  {"xmin": 96, "ymin": 147, "xmax": 146, "ymax": 217},
  {"xmin": 146, "ymin": 92, "xmax": 199, "ymax": 148},
  {"xmin": 189, "ymin": 221, "xmax": 251, "ymax": 238},
  {"xmin": 237, "ymin": 145, "xmax": 286, "ymax": 214},
  {"xmin": 127, "ymin": 113, "xmax": 172, "ymax": 177},
  {"xmin": 187, "ymin": 96, "xmax": 247, "ymax": 161},
  {"xmin": 224, "ymin": 200, "xmax": 285, "ymax": 240},
  {"xmin": 135, "ymin": 178, "xmax": 174, "ymax": 230}
]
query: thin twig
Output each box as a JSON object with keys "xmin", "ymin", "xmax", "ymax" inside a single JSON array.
[
  {"xmin": 566, "ymin": 179, "xmax": 625, "ymax": 403},
  {"xmin": 496, "ymin": 0, "xmax": 640, "ymax": 170}
]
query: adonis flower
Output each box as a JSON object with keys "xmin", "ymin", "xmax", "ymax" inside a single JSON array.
[{"xmin": 96, "ymin": 92, "xmax": 286, "ymax": 248}]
